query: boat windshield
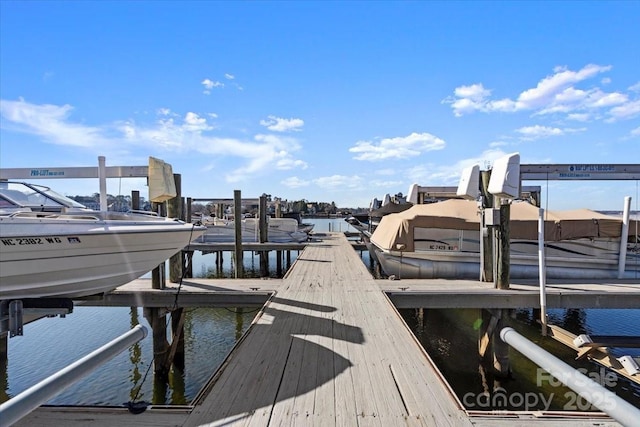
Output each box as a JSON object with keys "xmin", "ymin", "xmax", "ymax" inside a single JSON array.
[{"xmin": 0, "ymin": 182, "xmax": 88, "ymax": 210}]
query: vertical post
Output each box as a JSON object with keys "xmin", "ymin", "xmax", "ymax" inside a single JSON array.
[
  {"xmin": 618, "ymin": 196, "xmax": 631, "ymax": 279},
  {"xmin": 276, "ymin": 250, "xmax": 283, "ymax": 277},
  {"xmin": 131, "ymin": 190, "xmax": 140, "ymax": 210},
  {"xmin": 151, "ymin": 202, "xmax": 166, "ymax": 289},
  {"xmin": 98, "ymin": 156, "xmax": 107, "ymax": 211},
  {"xmin": 168, "ymin": 175, "xmax": 182, "ymax": 283},
  {"xmin": 233, "ymin": 190, "xmax": 244, "ymax": 278},
  {"xmin": 166, "ymin": 308, "xmax": 186, "ymax": 371},
  {"xmin": 186, "ymin": 197, "xmax": 192, "ymax": 223},
  {"xmin": 259, "ymin": 195, "xmax": 269, "ymax": 277},
  {"xmin": 480, "ymin": 170, "xmax": 494, "ymax": 282},
  {"xmin": 143, "ymin": 308, "xmax": 169, "ymax": 377},
  {"xmin": 538, "ymin": 208, "xmax": 547, "ymax": 336},
  {"xmin": 496, "ymin": 202, "xmax": 510, "ymax": 289}
]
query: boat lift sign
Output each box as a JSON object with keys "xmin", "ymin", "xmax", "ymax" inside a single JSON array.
[{"xmin": 520, "ymin": 164, "xmax": 640, "ymax": 181}]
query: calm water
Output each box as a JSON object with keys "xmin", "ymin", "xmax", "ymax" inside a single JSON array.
[{"xmin": 3, "ymin": 218, "xmax": 639, "ymax": 411}]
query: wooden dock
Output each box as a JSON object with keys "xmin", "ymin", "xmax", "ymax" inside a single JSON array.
[{"xmin": 14, "ymin": 233, "xmax": 633, "ymax": 426}]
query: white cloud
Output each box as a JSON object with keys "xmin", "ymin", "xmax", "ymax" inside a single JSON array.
[
  {"xmin": 0, "ymin": 98, "xmax": 308, "ymax": 180},
  {"xmin": 454, "ymin": 83, "xmax": 491, "ymax": 101},
  {"xmin": 0, "ymin": 98, "xmax": 109, "ymax": 147},
  {"xmin": 567, "ymin": 113, "xmax": 591, "ymax": 122},
  {"xmin": 281, "ymin": 176, "xmax": 310, "ymax": 188},
  {"xmin": 444, "ymin": 64, "xmax": 638, "ymax": 122},
  {"xmin": 630, "ymin": 127, "xmax": 640, "ymax": 137},
  {"xmin": 369, "ymin": 179, "xmax": 405, "ymax": 189},
  {"xmin": 183, "ymin": 112, "xmax": 213, "ymax": 132},
  {"xmin": 313, "ymin": 175, "xmax": 363, "ymax": 190},
  {"xmin": 224, "ymin": 73, "xmax": 235, "ymax": 80},
  {"xmin": 260, "ymin": 115, "xmax": 304, "ymax": 132},
  {"xmin": 489, "ymin": 140, "xmax": 509, "ymax": 148},
  {"xmin": 349, "ymin": 132, "xmax": 445, "ymax": 161},
  {"xmin": 276, "ymin": 158, "xmax": 308, "ymax": 170},
  {"xmin": 201, "ymin": 78, "xmax": 224, "ymax": 94},
  {"xmin": 515, "ymin": 125, "xmax": 586, "ymax": 140},
  {"xmin": 516, "ymin": 125, "xmax": 563, "ymax": 138},
  {"xmin": 405, "ymin": 148, "xmax": 511, "ymax": 186},
  {"xmin": 517, "ymin": 64, "xmax": 611, "ymax": 109},
  {"xmin": 606, "ymin": 99, "xmax": 640, "ymax": 122}
]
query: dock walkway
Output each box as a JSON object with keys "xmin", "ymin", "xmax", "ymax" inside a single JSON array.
[{"xmin": 184, "ymin": 232, "xmax": 471, "ymax": 426}]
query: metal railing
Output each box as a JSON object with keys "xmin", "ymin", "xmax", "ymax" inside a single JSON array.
[
  {"xmin": 500, "ymin": 327, "xmax": 640, "ymax": 426},
  {"xmin": 0, "ymin": 325, "xmax": 148, "ymax": 427}
]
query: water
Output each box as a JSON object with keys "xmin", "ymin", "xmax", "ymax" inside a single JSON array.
[
  {"xmin": 402, "ymin": 308, "xmax": 640, "ymax": 411},
  {"xmin": 3, "ymin": 217, "xmax": 638, "ymax": 411}
]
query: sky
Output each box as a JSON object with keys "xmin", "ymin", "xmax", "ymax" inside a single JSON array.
[{"xmin": 1, "ymin": 1, "xmax": 639, "ymax": 211}]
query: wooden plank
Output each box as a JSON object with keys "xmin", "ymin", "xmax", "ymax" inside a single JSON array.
[{"xmin": 13, "ymin": 406, "xmax": 189, "ymax": 427}]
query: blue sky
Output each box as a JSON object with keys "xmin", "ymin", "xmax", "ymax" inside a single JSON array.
[{"xmin": 1, "ymin": 1, "xmax": 639, "ymax": 210}]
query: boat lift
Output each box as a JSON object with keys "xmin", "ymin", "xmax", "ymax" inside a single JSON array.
[
  {"xmin": 0, "ymin": 156, "xmax": 176, "ymax": 337},
  {"xmin": 0, "ymin": 299, "xmax": 74, "ymax": 337}
]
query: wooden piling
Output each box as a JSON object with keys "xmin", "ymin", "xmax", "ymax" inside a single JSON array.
[
  {"xmin": 144, "ymin": 307, "xmax": 169, "ymax": 376},
  {"xmin": 233, "ymin": 190, "xmax": 244, "ymax": 278},
  {"xmin": 259, "ymin": 195, "xmax": 269, "ymax": 277},
  {"xmin": 480, "ymin": 171, "xmax": 493, "ymax": 282},
  {"xmin": 168, "ymin": 174, "xmax": 182, "ymax": 283},
  {"xmin": 151, "ymin": 202, "xmax": 167, "ymax": 290},
  {"xmin": 496, "ymin": 203, "xmax": 511, "ymax": 290},
  {"xmin": 131, "ymin": 190, "xmax": 140, "ymax": 210}
]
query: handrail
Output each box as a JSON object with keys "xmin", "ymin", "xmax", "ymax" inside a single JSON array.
[
  {"xmin": 0, "ymin": 325, "xmax": 148, "ymax": 427},
  {"xmin": 500, "ymin": 327, "xmax": 640, "ymax": 426}
]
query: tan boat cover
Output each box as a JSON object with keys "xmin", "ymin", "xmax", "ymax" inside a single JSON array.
[{"xmin": 370, "ymin": 199, "xmax": 632, "ymax": 252}]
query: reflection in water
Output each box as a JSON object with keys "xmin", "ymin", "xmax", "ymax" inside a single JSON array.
[
  {"xmin": 235, "ymin": 309, "xmax": 244, "ymax": 341},
  {"xmin": 128, "ymin": 307, "xmax": 145, "ymax": 403},
  {"xmin": 403, "ymin": 308, "xmax": 640, "ymax": 411},
  {"xmin": 3, "ymin": 306, "xmax": 256, "ymax": 406},
  {"xmin": 561, "ymin": 309, "xmax": 588, "ymax": 335}
]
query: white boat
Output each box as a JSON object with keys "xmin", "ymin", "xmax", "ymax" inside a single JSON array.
[
  {"xmin": 369, "ymin": 199, "xmax": 640, "ymax": 280},
  {"xmin": 195, "ymin": 216, "xmax": 310, "ymax": 243},
  {"xmin": 0, "ymin": 182, "xmax": 206, "ymax": 300}
]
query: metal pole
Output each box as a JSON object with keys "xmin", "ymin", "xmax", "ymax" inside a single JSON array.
[
  {"xmin": 500, "ymin": 327, "xmax": 640, "ymax": 426},
  {"xmin": 538, "ymin": 208, "xmax": 547, "ymax": 336},
  {"xmin": 618, "ymin": 196, "xmax": 631, "ymax": 279},
  {"xmin": 98, "ymin": 156, "xmax": 107, "ymax": 211},
  {"xmin": 0, "ymin": 325, "xmax": 147, "ymax": 427}
]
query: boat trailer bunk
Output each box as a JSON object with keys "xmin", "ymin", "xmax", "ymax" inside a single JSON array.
[{"xmin": 547, "ymin": 323, "xmax": 640, "ymax": 386}]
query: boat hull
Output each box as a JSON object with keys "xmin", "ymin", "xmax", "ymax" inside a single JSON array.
[
  {"xmin": 373, "ymin": 245, "xmax": 640, "ymax": 280},
  {"xmin": 0, "ymin": 216, "xmax": 204, "ymax": 299},
  {"xmin": 197, "ymin": 218, "xmax": 309, "ymax": 243}
]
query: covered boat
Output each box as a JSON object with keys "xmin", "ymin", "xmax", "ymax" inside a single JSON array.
[{"xmin": 369, "ymin": 199, "xmax": 639, "ymax": 280}]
